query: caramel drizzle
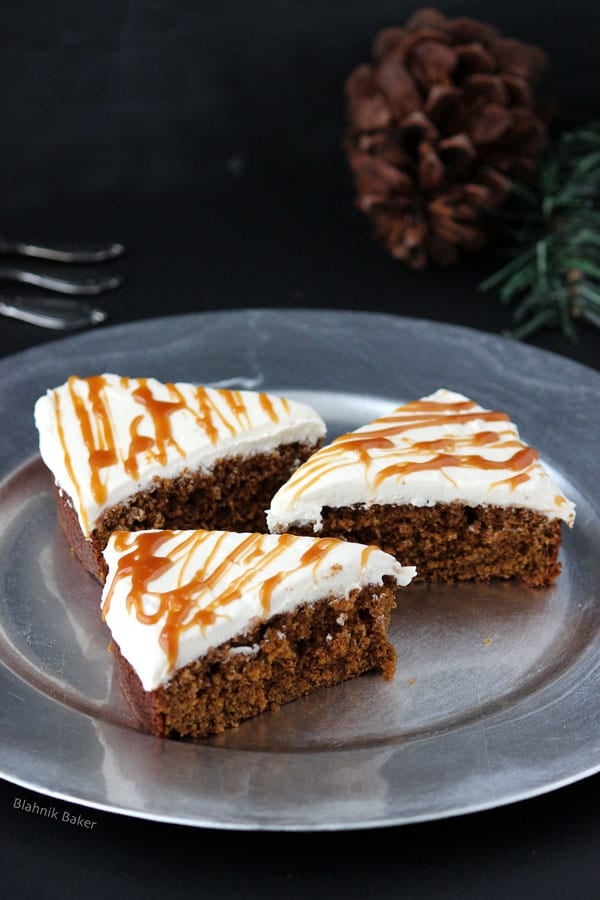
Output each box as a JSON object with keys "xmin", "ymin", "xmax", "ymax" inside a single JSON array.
[
  {"xmin": 54, "ymin": 376, "xmax": 290, "ymax": 531},
  {"xmin": 102, "ymin": 530, "xmax": 372, "ymax": 674},
  {"xmin": 282, "ymin": 397, "xmax": 539, "ymax": 500}
]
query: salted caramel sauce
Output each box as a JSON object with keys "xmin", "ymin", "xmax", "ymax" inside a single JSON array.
[
  {"xmin": 124, "ymin": 415, "xmax": 154, "ymax": 480},
  {"xmin": 193, "ymin": 387, "xmax": 230, "ymax": 441},
  {"xmin": 300, "ymin": 536, "xmax": 347, "ymax": 567},
  {"xmin": 66, "ymin": 375, "xmax": 118, "ymax": 529},
  {"xmin": 259, "ymin": 573, "xmax": 284, "ymax": 615},
  {"xmin": 281, "ymin": 399, "xmax": 538, "ymax": 503},
  {"xmin": 56, "ymin": 376, "xmax": 291, "ymax": 529},
  {"xmin": 259, "ymin": 391, "xmax": 278, "ymax": 422},
  {"xmin": 131, "ymin": 380, "xmax": 186, "ymax": 464},
  {"xmin": 102, "ymin": 531, "xmax": 174, "ymax": 620},
  {"xmin": 413, "ymin": 438, "xmax": 457, "ymax": 452},
  {"xmin": 396, "ymin": 398, "xmax": 477, "ymax": 414},
  {"xmin": 282, "ymin": 453, "xmax": 356, "ymax": 497},
  {"xmin": 471, "ymin": 430, "xmax": 505, "ymax": 446},
  {"xmin": 53, "ymin": 389, "xmax": 85, "ymax": 529},
  {"xmin": 103, "ymin": 530, "xmax": 360, "ymax": 673},
  {"xmin": 490, "ymin": 472, "xmax": 531, "ymax": 491},
  {"xmin": 204, "ymin": 534, "xmax": 289, "ymax": 611},
  {"xmin": 374, "ymin": 446, "xmax": 539, "ymax": 487},
  {"xmin": 222, "ymin": 389, "xmax": 252, "ymax": 430},
  {"xmin": 374, "ymin": 409, "xmax": 510, "ymax": 430}
]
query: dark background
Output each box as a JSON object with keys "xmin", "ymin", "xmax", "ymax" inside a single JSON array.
[
  {"xmin": 0, "ymin": 2, "xmax": 599, "ymax": 897},
  {"xmin": 0, "ymin": 0, "xmax": 599, "ymax": 365}
]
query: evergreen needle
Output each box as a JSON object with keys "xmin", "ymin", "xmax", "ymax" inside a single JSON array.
[{"xmin": 480, "ymin": 121, "xmax": 600, "ymax": 340}]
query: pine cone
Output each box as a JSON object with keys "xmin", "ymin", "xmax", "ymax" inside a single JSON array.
[{"xmin": 343, "ymin": 8, "xmax": 549, "ymax": 269}]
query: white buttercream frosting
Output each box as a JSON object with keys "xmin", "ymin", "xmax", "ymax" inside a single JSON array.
[
  {"xmin": 266, "ymin": 388, "xmax": 576, "ymax": 532},
  {"xmin": 101, "ymin": 529, "xmax": 416, "ymax": 691},
  {"xmin": 33, "ymin": 374, "xmax": 326, "ymax": 536}
]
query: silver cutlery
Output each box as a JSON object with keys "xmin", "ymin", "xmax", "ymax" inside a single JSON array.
[
  {"xmin": 0, "ymin": 236, "xmax": 125, "ymax": 328},
  {"xmin": 0, "ymin": 266, "xmax": 122, "ymax": 295},
  {"xmin": 0, "ymin": 295, "xmax": 107, "ymax": 330},
  {"xmin": 0, "ymin": 236, "xmax": 125, "ymax": 264}
]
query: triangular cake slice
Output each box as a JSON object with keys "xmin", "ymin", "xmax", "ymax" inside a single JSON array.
[
  {"xmin": 267, "ymin": 388, "xmax": 575, "ymax": 587},
  {"xmin": 34, "ymin": 374, "xmax": 326, "ymax": 581},
  {"xmin": 101, "ymin": 529, "xmax": 416, "ymax": 739}
]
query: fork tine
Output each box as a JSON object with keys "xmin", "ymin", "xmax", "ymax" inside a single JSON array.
[
  {"xmin": 0, "ymin": 294, "xmax": 107, "ymax": 329},
  {"xmin": 0, "ymin": 267, "xmax": 123, "ymax": 295},
  {"xmin": 0, "ymin": 237, "xmax": 125, "ymax": 263}
]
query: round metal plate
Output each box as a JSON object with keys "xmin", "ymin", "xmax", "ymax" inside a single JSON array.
[{"xmin": 0, "ymin": 309, "xmax": 598, "ymax": 830}]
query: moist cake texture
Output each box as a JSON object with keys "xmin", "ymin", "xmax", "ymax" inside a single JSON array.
[
  {"xmin": 267, "ymin": 388, "xmax": 576, "ymax": 587},
  {"xmin": 101, "ymin": 529, "xmax": 416, "ymax": 739},
  {"xmin": 34, "ymin": 374, "xmax": 326, "ymax": 581}
]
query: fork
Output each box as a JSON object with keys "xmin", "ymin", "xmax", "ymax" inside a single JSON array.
[
  {"xmin": 0, "ymin": 295, "xmax": 108, "ymax": 330},
  {"xmin": 0, "ymin": 236, "xmax": 125, "ymax": 263},
  {"xmin": 0, "ymin": 266, "xmax": 122, "ymax": 295},
  {"xmin": 0, "ymin": 237, "xmax": 125, "ymax": 329}
]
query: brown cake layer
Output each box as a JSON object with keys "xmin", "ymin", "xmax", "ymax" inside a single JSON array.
[
  {"xmin": 112, "ymin": 582, "xmax": 398, "ymax": 739},
  {"xmin": 282, "ymin": 502, "xmax": 563, "ymax": 588},
  {"xmin": 57, "ymin": 441, "xmax": 320, "ymax": 583}
]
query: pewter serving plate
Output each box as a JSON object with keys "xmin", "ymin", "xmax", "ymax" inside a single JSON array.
[{"xmin": 0, "ymin": 309, "xmax": 598, "ymax": 831}]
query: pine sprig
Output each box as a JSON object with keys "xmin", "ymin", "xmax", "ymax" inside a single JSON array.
[{"xmin": 480, "ymin": 122, "xmax": 600, "ymax": 340}]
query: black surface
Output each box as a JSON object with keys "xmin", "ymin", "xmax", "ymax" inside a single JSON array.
[{"xmin": 0, "ymin": 2, "xmax": 599, "ymax": 897}]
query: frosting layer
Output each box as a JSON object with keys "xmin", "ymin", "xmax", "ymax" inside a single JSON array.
[
  {"xmin": 267, "ymin": 388, "xmax": 576, "ymax": 532},
  {"xmin": 34, "ymin": 374, "xmax": 326, "ymax": 536},
  {"xmin": 101, "ymin": 529, "xmax": 416, "ymax": 691}
]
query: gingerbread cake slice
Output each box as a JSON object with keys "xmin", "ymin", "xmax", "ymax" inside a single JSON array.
[
  {"xmin": 101, "ymin": 528, "xmax": 416, "ymax": 739},
  {"xmin": 267, "ymin": 388, "xmax": 576, "ymax": 587},
  {"xmin": 34, "ymin": 374, "xmax": 326, "ymax": 582}
]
